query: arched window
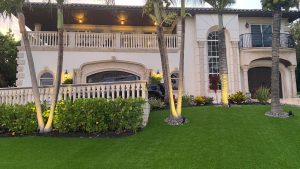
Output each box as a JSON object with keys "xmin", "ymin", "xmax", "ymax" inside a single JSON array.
[
  {"xmin": 207, "ymin": 31, "xmax": 221, "ymax": 90},
  {"xmin": 171, "ymin": 72, "xmax": 179, "ymax": 90},
  {"xmin": 86, "ymin": 71, "xmax": 140, "ymax": 83},
  {"xmin": 40, "ymin": 72, "xmax": 54, "ymax": 86}
]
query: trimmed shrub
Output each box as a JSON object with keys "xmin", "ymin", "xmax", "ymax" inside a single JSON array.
[
  {"xmin": 148, "ymin": 98, "xmax": 165, "ymax": 110},
  {"xmin": 195, "ymin": 96, "xmax": 205, "ymax": 105},
  {"xmin": 204, "ymin": 96, "xmax": 214, "ymax": 105},
  {"xmin": 255, "ymin": 87, "xmax": 270, "ymax": 104},
  {"xmin": 55, "ymin": 98, "xmax": 145, "ymax": 133},
  {"xmin": 0, "ymin": 103, "xmax": 37, "ymax": 135},
  {"xmin": 195, "ymin": 96, "xmax": 214, "ymax": 106},
  {"xmin": 182, "ymin": 95, "xmax": 191, "ymax": 107},
  {"xmin": 229, "ymin": 91, "xmax": 246, "ymax": 104},
  {"xmin": 0, "ymin": 98, "xmax": 145, "ymax": 135}
]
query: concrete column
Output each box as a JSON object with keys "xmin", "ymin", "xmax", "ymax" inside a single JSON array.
[
  {"xmin": 230, "ymin": 41, "xmax": 241, "ymax": 92},
  {"xmin": 196, "ymin": 41, "xmax": 206, "ymax": 96},
  {"xmin": 241, "ymin": 65, "xmax": 249, "ymax": 93},
  {"xmin": 288, "ymin": 65, "xmax": 297, "ymax": 97},
  {"xmin": 116, "ymin": 33, "xmax": 121, "ymax": 48},
  {"xmin": 69, "ymin": 32, "xmax": 76, "ymax": 48},
  {"xmin": 34, "ymin": 23, "xmax": 42, "ymax": 31}
]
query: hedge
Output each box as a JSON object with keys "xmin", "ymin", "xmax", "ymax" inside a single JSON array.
[{"xmin": 0, "ymin": 98, "xmax": 146, "ymax": 135}]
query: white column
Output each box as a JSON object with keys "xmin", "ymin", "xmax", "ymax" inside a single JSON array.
[
  {"xmin": 288, "ymin": 65, "xmax": 297, "ymax": 97},
  {"xmin": 195, "ymin": 41, "xmax": 206, "ymax": 96},
  {"xmin": 230, "ymin": 41, "xmax": 241, "ymax": 92},
  {"xmin": 34, "ymin": 23, "xmax": 42, "ymax": 31},
  {"xmin": 116, "ymin": 33, "xmax": 121, "ymax": 49},
  {"xmin": 69, "ymin": 32, "xmax": 76, "ymax": 48},
  {"xmin": 242, "ymin": 65, "xmax": 249, "ymax": 93}
]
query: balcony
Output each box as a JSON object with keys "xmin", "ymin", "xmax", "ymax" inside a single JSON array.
[
  {"xmin": 239, "ymin": 33, "xmax": 295, "ymax": 49},
  {"xmin": 26, "ymin": 31, "xmax": 178, "ymax": 50}
]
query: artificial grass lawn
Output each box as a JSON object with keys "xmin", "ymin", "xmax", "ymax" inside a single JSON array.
[{"xmin": 1, "ymin": 105, "xmax": 300, "ymax": 169}]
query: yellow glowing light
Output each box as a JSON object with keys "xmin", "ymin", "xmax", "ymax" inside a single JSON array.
[
  {"xmin": 154, "ymin": 21, "xmax": 158, "ymax": 26},
  {"xmin": 78, "ymin": 19, "xmax": 83, "ymax": 24},
  {"xmin": 120, "ymin": 20, "xmax": 125, "ymax": 25}
]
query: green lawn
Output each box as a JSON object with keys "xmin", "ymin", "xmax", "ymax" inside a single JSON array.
[{"xmin": 1, "ymin": 105, "xmax": 300, "ymax": 169}]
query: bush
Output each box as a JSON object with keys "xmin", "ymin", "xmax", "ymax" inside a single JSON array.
[
  {"xmin": 255, "ymin": 87, "xmax": 270, "ymax": 104},
  {"xmin": 0, "ymin": 103, "xmax": 37, "ymax": 135},
  {"xmin": 149, "ymin": 74, "xmax": 163, "ymax": 84},
  {"xmin": 195, "ymin": 96, "xmax": 214, "ymax": 106},
  {"xmin": 148, "ymin": 98, "xmax": 165, "ymax": 110},
  {"xmin": 55, "ymin": 98, "xmax": 145, "ymax": 133},
  {"xmin": 0, "ymin": 98, "xmax": 145, "ymax": 135},
  {"xmin": 62, "ymin": 78, "xmax": 73, "ymax": 84},
  {"xmin": 182, "ymin": 95, "xmax": 191, "ymax": 107},
  {"xmin": 229, "ymin": 91, "xmax": 246, "ymax": 104},
  {"xmin": 195, "ymin": 96, "xmax": 205, "ymax": 105},
  {"xmin": 204, "ymin": 96, "xmax": 214, "ymax": 105}
]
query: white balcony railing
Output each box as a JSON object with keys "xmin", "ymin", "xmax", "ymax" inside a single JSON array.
[
  {"xmin": 27, "ymin": 31, "xmax": 178, "ymax": 50},
  {"xmin": 0, "ymin": 81, "xmax": 148, "ymax": 105}
]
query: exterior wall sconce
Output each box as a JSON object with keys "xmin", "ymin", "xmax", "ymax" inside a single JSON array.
[
  {"xmin": 154, "ymin": 21, "xmax": 158, "ymax": 26},
  {"xmin": 245, "ymin": 22, "xmax": 249, "ymax": 28},
  {"xmin": 120, "ymin": 20, "xmax": 125, "ymax": 25},
  {"xmin": 64, "ymin": 70, "xmax": 70, "ymax": 80}
]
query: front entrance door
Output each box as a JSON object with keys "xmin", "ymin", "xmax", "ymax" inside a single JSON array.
[{"xmin": 248, "ymin": 67, "xmax": 283, "ymax": 98}]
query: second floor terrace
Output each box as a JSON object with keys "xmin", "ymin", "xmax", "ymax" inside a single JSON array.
[
  {"xmin": 26, "ymin": 31, "xmax": 179, "ymax": 51},
  {"xmin": 239, "ymin": 33, "xmax": 295, "ymax": 49}
]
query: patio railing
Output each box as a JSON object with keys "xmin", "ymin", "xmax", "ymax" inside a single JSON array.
[{"xmin": 27, "ymin": 31, "xmax": 178, "ymax": 50}]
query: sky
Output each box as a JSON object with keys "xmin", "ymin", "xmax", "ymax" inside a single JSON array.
[
  {"xmin": 27, "ymin": 0, "xmax": 263, "ymax": 9},
  {"xmin": 0, "ymin": 0, "xmax": 262, "ymax": 40}
]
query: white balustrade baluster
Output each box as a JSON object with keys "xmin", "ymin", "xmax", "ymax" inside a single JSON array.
[
  {"xmin": 111, "ymin": 85, "xmax": 114, "ymax": 98},
  {"xmin": 87, "ymin": 86, "xmax": 91, "ymax": 98},
  {"xmin": 72, "ymin": 87, "xmax": 77, "ymax": 101}
]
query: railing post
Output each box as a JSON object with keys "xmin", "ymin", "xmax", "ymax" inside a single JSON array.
[
  {"xmin": 116, "ymin": 33, "xmax": 121, "ymax": 49},
  {"xmin": 69, "ymin": 32, "xmax": 76, "ymax": 48}
]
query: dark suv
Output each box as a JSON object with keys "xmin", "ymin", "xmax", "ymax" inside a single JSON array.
[{"xmin": 148, "ymin": 83, "xmax": 165, "ymax": 100}]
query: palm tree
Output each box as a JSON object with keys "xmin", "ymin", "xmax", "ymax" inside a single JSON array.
[
  {"xmin": 204, "ymin": 0, "xmax": 235, "ymax": 106},
  {"xmin": 144, "ymin": 0, "xmax": 185, "ymax": 124},
  {"xmin": 176, "ymin": 0, "xmax": 203, "ymax": 115},
  {"xmin": 0, "ymin": 0, "xmax": 45, "ymax": 132},
  {"xmin": 261, "ymin": 0, "xmax": 299, "ymax": 118},
  {"xmin": 44, "ymin": 0, "xmax": 65, "ymax": 132},
  {"xmin": 44, "ymin": 0, "xmax": 116, "ymax": 132}
]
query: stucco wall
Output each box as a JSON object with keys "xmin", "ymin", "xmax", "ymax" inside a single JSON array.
[{"xmin": 16, "ymin": 14, "xmax": 298, "ymax": 99}]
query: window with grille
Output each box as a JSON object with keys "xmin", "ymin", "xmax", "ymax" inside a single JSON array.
[
  {"xmin": 207, "ymin": 31, "xmax": 221, "ymax": 90},
  {"xmin": 40, "ymin": 72, "xmax": 54, "ymax": 86}
]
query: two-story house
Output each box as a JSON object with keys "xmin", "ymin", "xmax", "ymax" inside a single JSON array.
[{"xmin": 4, "ymin": 3, "xmax": 300, "ymax": 104}]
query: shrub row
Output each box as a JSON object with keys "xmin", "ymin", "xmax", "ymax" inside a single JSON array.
[{"xmin": 0, "ymin": 98, "xmax": 145, "ymax": 135}]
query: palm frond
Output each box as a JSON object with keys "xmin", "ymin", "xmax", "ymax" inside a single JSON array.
[
  {"xmin": 0, "ymin": 0, "xmax": 25, "ymax": 18},
  {"xmin": 204, "ymin": 0, "xmax": 235, "ymax": 12}
]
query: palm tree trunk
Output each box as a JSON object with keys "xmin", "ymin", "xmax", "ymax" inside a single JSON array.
[
  {"xmin": 153, "ymin": 0, "xmax": 178, "ymax": 119},
  {"xmin": 218, "ymin": 13, "xmax": 229, "ymax": 106},
  {"xmin": 176, "ymin": 0, "xmax": 185, "ymax": 115},
  {"xmin": 17, "ymin": 12, "xmax": 45, "ymax": 132},
  {"xmin": 270, "ymin": 8, "xmax": 284, "ymax": 116},
  {"xmin": 44, "ymin": 1, "xmax": 64, "ymax": 132}
]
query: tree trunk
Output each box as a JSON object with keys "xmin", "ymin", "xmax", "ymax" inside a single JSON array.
[
  {"xmin": 218, "ymin": 13, "xmax": 229, "ymax": 106},
  {"xmin": 176, "ymin": 0, "xmax": 185, "ymax": 115},
  {"xmin": 17, "ymin": 12, "xmax": 45, "ymax": 132},
  {"xmin": 44, "ymin": 1, "xmax": 64, "ymax": 132},
  {"xmin": 153, "ymin": 1, "xmax": 178, "ymax": 119},
  {"xmin": 269, "ymin": 8, "xmax": 284, "ymax": 116}
]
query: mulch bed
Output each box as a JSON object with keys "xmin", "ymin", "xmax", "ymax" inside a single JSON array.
[{"xmin": 0, "ymin": 129, "xmax": 142, "ymax": 138}]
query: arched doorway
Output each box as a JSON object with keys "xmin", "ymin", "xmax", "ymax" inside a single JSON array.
[
  {"xmin": 248, "ymin": 67, "xmax": 283, "ymax": 98},
  {"xmin": 87, "ymin": 71, "xmax": 140, "ymax": 83}
]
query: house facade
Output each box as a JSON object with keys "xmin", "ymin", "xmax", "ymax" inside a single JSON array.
[{"xmin": 15, "ymin": 3, "xmax": 299, "ymax": 101}]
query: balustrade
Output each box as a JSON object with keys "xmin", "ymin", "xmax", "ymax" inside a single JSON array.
[{"xmin": 0, "ymin": 81, "xmax": 148, "ymax": 105}]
